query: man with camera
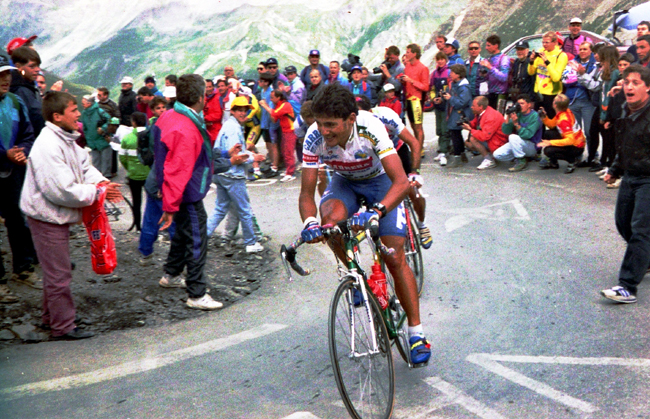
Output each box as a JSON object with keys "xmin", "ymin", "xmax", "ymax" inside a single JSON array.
[
  {"xmin": 461, "ymin": 95, "xmax": 507, "ymax": 170},
  {"xmin": 466, "ymin": 40, "xmax": 487, "ymax": 98},
  {"xmin": 376, "ymin": 45, "xmax": 405, "ymax": 95},
  {"xmin": 508, "ymin": 41, "xmax": 537, "ymax": 105},
  {"xmin": 480, "ymin": 35, "xmax": 511, "ymax": 113},
  {"xmin": 528, "ymin": 32, "xmax": 568, "ymax": 120},
  {"xmin": 494, "ymin": 94, "xmax": 543, "ymax": 172}
]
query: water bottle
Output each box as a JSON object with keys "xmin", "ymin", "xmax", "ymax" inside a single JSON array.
[{"xmin": 368, "ymin": 262, "xmax": 388, "ymax": 310}]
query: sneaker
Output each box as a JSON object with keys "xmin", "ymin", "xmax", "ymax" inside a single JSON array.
[
  {"xmin": 576, "ymin": 160, "xmax": 591, "ymax": 168},
  {"xmin": 280, "ymin": 174, "xmax": 296, "ymax": 183},
  {"xmin": 187, "ymin": 293, "xmax": 223, "ymax": 310},
  {"xmin": 565, "ymin": 163, "xmax": 576, "ymax": 174},
  {"xmin": 477, "ymin": 158, "xmax": 497, "ymax": 170},
  {"xmin": 419, "ymin": 226, "xmax": 433, "ymax": 249},
  {"xmin": 139, "ymin": 253, "xmax": 154, "ymax": 266},
  {"xmin": 53, "ymin": 327, "xmax": 95, "ymax": 340},
  {"xmin": 588, "ymin": 161, "xmax": 603, "ymax": 172},
  {"xmin": 539, "ymin": 159, "xmax": 559, "ymax": 169},
  {"xmin": 159, "ymin": 273, "xmax": 186, "ymax": 288},
  {"xmin": 247, "ymin": 173, "xmax": 262, "ymax": 181},
  {"xmin": 409, "ymin": 335, "xmax": 431, "ymax": 366},
  {"xmin": 439, "ymin": 155, "xmax": 447, "ymax": 166},
  {"xmin": 446, "ymin": 155, "xmax": 463, "ymax": 168},
  {"xmin": 607, "ymin": 178, "xmax": 622, "ymax": 189},
  {"xmin": 601, "ymin": 285, "xmax": 636, "ymax": 304},
  {"xmin": 460, "ymin": 153, "xmax": 469, "ymax": 163},
  {"xmin": 595, "ymin": 168, "xmax": 608, "ymax": 176},
  {"xmin": 245, "ymin": 242, "xmax": 264, "ymax": 253},
  {"xmin": 509, "ymin": 158, "xmax": 527, "ymax": 172},
  {"xmin": 433, "ymin": 154, "xmax": 442, "ymax": 162},
  {"xmin": 0, "ymin": 284, "xmax": 18, "ymax": 304},
  {"xmin": 265, "ymin": 168, "xmax": 279, "ymax": 178},
  {"xmin": 12, "ymin": 271, "xmax": 42, "ymax": 290}
]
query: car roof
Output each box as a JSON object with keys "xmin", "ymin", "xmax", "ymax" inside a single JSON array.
[{"xmin": 502, "ymin": 30, "xmax": 627, "ymax": 57}]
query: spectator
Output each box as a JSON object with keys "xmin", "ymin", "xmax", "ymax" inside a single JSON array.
[
  {"xmin": 96, "ymin": 86, "xmax": 120, "ymax": 119},
  {"xmin": 305, "ymin": 68, "xmax": 324, "ymax": 102},
  {"xmin": 378, "ymin": 45, "xmax": 405, "ymax": 95},
  {"xmin": 348, "ymin": 65, "xmax": 372, "ymax": 101},
  {"xmin": 284, "ymin": 65, "xmax": 305, "ymax": 118},
  {"xmin": 81, "ymin": 94, "xmax": 112, "ymax": 177},
  {"xmin": 565, "ymin": 42, "xmax": 600, "ymax": 170},
  {"xmin": 136, "ymin": 86, "xmax": 154, "ymax": 119},
  {"xmin": 252, "ymin": 61, "xmax": 267, "ymax": 94},
  {"xmin": 479, "ymin": 35, "xmax": 511, "ymax": 113},
  {"xmin": 528, "ymin": 31, "xmax": 568, "ymax": 119},
  {"xmin": 6, "ymin": 35, "xmax": 37, "ymax": 57},
  {"xmin": 626, "ymin": 21, "xmax": 649, "ymax": 62},
  {"xmin": 465, "ymin": 40, "xmax": 487, "ymax": 97},
  {"xmin": 494, "ymin": 94, "xmax": 543, "ymax": 172},
  {"xmin": 165, "ymin": 74, "xmax": 177, "ymax": 87},
  {"xmin": 444, "ymin": 38, "xmax": 464, "ymax": 65},
  {"xmin": 216, "ymin": 77, "xmax": 235, "ymax": 124},
  {"xmin": 636, "ymin": 34, "xmax": 650, "ymax": 68},
  {"xmin": 360, "ymin": 66, "xmax": 379, "ymax": 106},
  {"xmin": 379, "ymin": 83, "xmax": 402, "ymax": 115},
  {"xmin": 266, "ymin": 57, "xmax": 289, "ymax": 89},
  {"xmin": 562, "ymin": 17, "xmax": 592, "ymax": 58},
  {"xmin": 35, "ymin": 73, "xmax": 46, "ymax": 97},
  {"xmin": 401, "ymin": 43, "xmax": 430, "ymax": 155},
  {"xmin": 0, "ymin": 56, "xmax": 39, "ymax": 302},
  {"xmin": 300, "ymin": 50, "xmax": 329, "ymax": 89},
  {"xmin": 149, "ymin": 96, "xmax": 167, "ymax": 121},
  {"xmin": 20, "ymin": 91, "xmax": 122, "ymax": 338},
  {"xmin": 119, "ymin": 112, "xmax": 150, "ymax": 231},
  {"xmin": 155, "ymin": 73, "xmax": 222, "ymax": 310},
  {"xmin": 203, "ymin": 78, "xmax": 222, "ymax": 144},
  {"xmin": 430, "ymin": 51, "xmax": 451, "ymax": 165},
  {"xmin": 538, "ymin": 93, "xmax": 585, "ymax": 173},
  {"xmin": 600, "ymin": 65, "xmax": 650, "ymax": 304},
  {"xmin": 257, "ymin": 72, "xmax": 280, "ymax": 176},
  {"xmin": 145, "ymin": 76, "xmax": 163, "ymax": 97},
  {"xmin": 461, "ymin": 95, "xmax": 508, "ymax": 170},
  {"xmin": 10, "ymin": 46, "xmax": 45, "ymax": 137},
  {"xmin": 118, "ymin": 76, "xmax": 137, "ymax": 126},
  {"xmin": 442, "ymin": 64, "xmax": 473, "ymax": 167},
  {"xmin": 435, "ymin": 34, "xmax": 447, "ymax": 52},
  {"xmin": 224, "ymin": 65, "xmax": 236, "ymax": 79},
  {"xmin": 325, "ymin": 61, "xmax": 350, "ymax": 87},
  {"xmin": 508, "ymin": 40, "xmax": 537, "ymax": 104},
  {"xmin": 259, "ymin": 88, "xmax": 297, "ymax": 182}
]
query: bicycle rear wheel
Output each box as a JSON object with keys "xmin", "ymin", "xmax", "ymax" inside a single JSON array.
[
  {"xmin": 329, "ymin": 277, "xmax": 395, "ymax": 419},
  {"xmin": 404, "ymin": 200, "xmax": 424, "ymax": 296}
]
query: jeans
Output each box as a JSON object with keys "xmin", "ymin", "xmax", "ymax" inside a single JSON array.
[
  {"xmin": 434, "ymin": 109, "xmax": 450, "ymax": 153},
  {"xmin": 615, "ymin": 175, "xmax": 650, "ymax": 295},
  {"xmin": 90, "ymin": 147, "xmax": 113, "ymax": 177},
  {"xmin": 207, "ymin": 176, "xmax": 257, "ymax": 246},
  {"xmin": 493, "ymin": 134, "xmax": 538, "ymax": 161},
  {"xmin": 222, "ymin": 203, "xmax": 263, "ymax": 242},
  {"xmin": 569, "ymin": 97, "xmax": 596, "ymax": 159},
  {"xmin": 138, "ymin": 193, "xmax": 176, "ymax": 257}
]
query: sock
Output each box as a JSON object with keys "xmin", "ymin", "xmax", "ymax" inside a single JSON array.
[
  {"xmin": 254, "ymin": 168, "xmax": 261, "ymax": 174},
  {"xmin": 417, "ymin": 221, "xmax": 426, "ymax": 229},
  {"xmin": 408, "ymin": 324, "xmax": 424, "ymax": 339}
]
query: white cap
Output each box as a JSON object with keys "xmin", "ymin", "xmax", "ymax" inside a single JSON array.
[
  {"xmin": 120, "ymin": 76, "xmax": 134, "ymax": 84},
  {"xmin": 383, "ymin": 83, "xmax": 395, "ymax": 92},
  {"xmin": 569, "ymin": 17, "xmax": 582, "ymax": 24},
  {"xmin": 163, "ymin": 86, "xmax": 176, "ymax": 98}
]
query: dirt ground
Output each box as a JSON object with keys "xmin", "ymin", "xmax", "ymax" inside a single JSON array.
[{"xmin": 0, "ymin": 222, "xmax": 278, "ymax": 347}]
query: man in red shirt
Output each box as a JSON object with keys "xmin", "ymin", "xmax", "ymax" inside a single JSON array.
[
  {"xmin": 203, "ymin": 78, "xmax": 222, "ymax": 144},
  {"xmin": 400, "ymin": 43, "xmax": 430, "ymax": 155}
]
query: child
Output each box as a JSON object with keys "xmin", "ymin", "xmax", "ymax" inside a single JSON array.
[
  {"xmin": 260, "ymin": 89, "xmax": 297, "ymax": 182},
  {"xmin": 379, "ymin": 83, "xmax": 402, "ymax": 116},
  {"xmin": 119, "ymin": 112, "xmax": 150, "ymax": 231},
  {"xmin": 19, "ymin": 91, "xmax": 122, "ymax": 339},
  {"xmin": 430, "ymin": 52, "xmax": 451, "ymax": 165}
]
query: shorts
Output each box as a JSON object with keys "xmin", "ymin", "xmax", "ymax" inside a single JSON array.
[
  {"xmin": 245, "ymin": 125, "xmax": 261, "ymax": 146},
  {"xmin": 320, "ymin": 173, "xmax": 406, "ymax": 238},
  {"xmin": 397, "ymin": 144, "xmax": 412, "ymax": 175},
  {"xmin": 269, "ymin": 125, "xmax": 282, "ymax": 144},
  {"xmin": 406, "ymin": 97, "xmax": 423, "ymax": 125},
  {"xmin": 261, "ymin": 129, "xmax": 271, "ymax": 143}
]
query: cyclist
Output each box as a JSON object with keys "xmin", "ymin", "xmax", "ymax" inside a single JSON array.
[
  {"xmin": 299, "ymin": 84, "xmax": 431, "ymax": 366},
  {"xmin": 355, "ymin": 95, "xmax": 432, "ymax": 249}
]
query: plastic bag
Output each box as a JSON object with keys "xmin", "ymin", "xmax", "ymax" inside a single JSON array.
[{"xmin": 82, "ymin": 185, "xmax": 117, "ymax": 274}]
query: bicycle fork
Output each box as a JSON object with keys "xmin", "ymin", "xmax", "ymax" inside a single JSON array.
[{"xmin": 342, "ymin": 271, "xmax": 382, "ymax": 359}]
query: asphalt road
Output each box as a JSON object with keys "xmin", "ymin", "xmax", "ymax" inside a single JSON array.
[{"xmin": 2, "ymin": 112, "xmax": 650, "ymax": 419}]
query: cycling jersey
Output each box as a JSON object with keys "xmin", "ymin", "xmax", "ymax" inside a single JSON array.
[
  {"xmin": 370, "ymin": 106, "xmax": 405, "ymax": 149},
  {"xmin": 302, "ymin": 110, "xmax": 396, "ymax": 180}
]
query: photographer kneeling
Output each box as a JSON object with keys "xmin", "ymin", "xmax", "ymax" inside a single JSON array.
[
  {"xmin": 493, "ymin": 94, "xmax": 543, "ymax": 172},
  {"xmin": 461, "ymin": 95, "xmax": 507, "ymax": 170}
]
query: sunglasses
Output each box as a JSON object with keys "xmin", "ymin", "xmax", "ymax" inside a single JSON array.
[
  {"xmin": 468, "ymin": 47, "xmax": 480, "ymax": 50},
  {"xmin": 257, "ymin": 67, "xmax": 264, "ymax": 71},
  {"xmin": 267, "ymin": 65, "xmax": 278, "ymax": 69}
]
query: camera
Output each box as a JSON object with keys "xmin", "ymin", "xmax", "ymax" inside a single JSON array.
[
  {"xmin": 478, "ymin": 67, "xmax": 489, "ymax": 77},
  {"xmin": 505, "ymin": 103, "xmax": 521, "ymax": 115},
  {"xmin": 341, "ymin": 53, "xmax": 362, "ymax": 73},
  {"xmin": 457, "ymin": 116, "xmax": 469, "ymax": 126},
  {"xmin": 373, "ymin": 60, "xmax": 392, "ymax": 74}
]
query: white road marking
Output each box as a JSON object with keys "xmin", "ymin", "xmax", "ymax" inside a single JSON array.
[
  {"xmin": 423, "ymin": 377, "xmax": 508, "ymax": 419},
  {"xmin": 248, "ymin": 179, "xmax": 278, "ymax": 186},
  {"xmin": 443, "ymin": 199, "xmax": 530, "ymax": 232},
  {"xmin": 0, "ymin": 323, "xmax": 287, "ymax": 401},
  {"xmin": 280, "ymin": 413, "xmax": 321, "ymax": 419},
  {"xmin": 467, "ymin": 353, "xmax": 600, "ymax": 413}
]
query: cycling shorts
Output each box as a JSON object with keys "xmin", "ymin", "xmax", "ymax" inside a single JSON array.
[
  {"xmin": 320, "ymin": 173, "xmax": 406, "ymax": 238},
  {"xmin": 397, "ymin": 144, "xmax": 412, "ymax": 175},
  {"xmin": 406, "ymin": 97, "xmax": 423, "ymax": 125},
  {"xmin": 245, "ymin": 125, "xmax": 262, "ymax": 146}
]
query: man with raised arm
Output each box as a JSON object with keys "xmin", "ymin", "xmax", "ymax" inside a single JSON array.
[{"xmin": 298, "ymin": 84, "xmax": 431, "ymax": 366}]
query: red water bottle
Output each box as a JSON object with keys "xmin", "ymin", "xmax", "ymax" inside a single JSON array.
[{"xmin": 368, "ymin": 262, "xmax": 388, "ymax": 309}]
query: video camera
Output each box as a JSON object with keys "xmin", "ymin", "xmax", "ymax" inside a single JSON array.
[
  {"xmin": 505, "ymin": 103, "xmax": 522, "ymax": 116},
  {"xmin": 456, "ymin": 115, "xmax": 470, "ymax": 126},
  {"xmin": 341, "ymin": 53, "xmax": 363, "ymax": 73},
  {"xmin": 373, "ymin": 60, "xmax": 391, "ymax": 75}
]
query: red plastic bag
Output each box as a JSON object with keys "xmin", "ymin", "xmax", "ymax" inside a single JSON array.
[{"xmin": 82, "ymin": 185, "xmax": 117, "ymax": 274}]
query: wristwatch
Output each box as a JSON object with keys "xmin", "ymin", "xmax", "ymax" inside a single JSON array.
[{"xmin": 371, "ymin": 203, "xmax": 387, "ymax": 219}]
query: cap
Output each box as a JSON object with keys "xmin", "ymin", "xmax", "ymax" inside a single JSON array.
[
  {"xmin": 109, "ymin": 117, "xmax": 120, "ymax": 125},
  {"xmin": 284, "ymin": 65, "xmax": 297, "ymax": 74},
  {"xmin": 309, "ymin": 49, "xmax": 320, "ymax": 57},
  {"xmin": 350, "ymin": 65, "xmax": 363, "ymax": 73},
  {"xmin": 569, "ymin": 17, "xmax": 582, "ymax": 24},
  {"xmin": 515, "ymin": 40, "xmax": 530, "ymax": 49},
  {"xmin": 6, "ymin": 35, "xmax": 37, "ymax": 55},
  {"xmin": 0, "ymin": 55, "xmax": 17, "ymax": 73},
  {"xmin": 445, "ymin": 38, "xmax": 460, "ymax": 51},
  {"xmin": 120, "ymin": 76, "xmax": 134, "ymax": 84},
  {"xmin": 231, "ymin": 96, "xmax": 253, "ymax": 109},
  {"xmin": 266, "ymin": 57, "xmax": 278, "ymax": 66},
  {"xmin": 144, "ymin": 76, "xmax": 156, "ymax": 84},
  {"xmin": 383, "ymin": 83, "xmax": 395, "ymax": 92},
  {"xmin": 162, "ymin": 86, "xmax": 176, "ymax": 98}
]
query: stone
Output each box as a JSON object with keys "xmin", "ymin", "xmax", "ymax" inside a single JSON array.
[{"xmin": 0, "ymin": 329, "xmax": 16, "ymax": 340}]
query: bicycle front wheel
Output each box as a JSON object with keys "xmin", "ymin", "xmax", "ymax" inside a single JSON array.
[
  {"xmin": 404, "ymin": 201, "xmax": 424, "ymax": 295},
  {"xmin": 329, "ymin": 277, "xmax": 395, "ymax": 419}
]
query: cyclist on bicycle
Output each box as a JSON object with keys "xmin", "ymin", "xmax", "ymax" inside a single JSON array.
[
  {"xmin": 355, "ymin": 95, "xmax": 432, "ymax": 249},
  {"xmin": 299, "ymin": 84, "xmax": 431, "ymax": 366}
]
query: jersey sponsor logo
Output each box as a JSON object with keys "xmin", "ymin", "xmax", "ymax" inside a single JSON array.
[
  {"xmin": 304, "ymin": 130, "xmax": 323, "ymax": 151},
  {"xmin": 325, "ymin": 157, "xmax": 373, "ymax": 171},
  {"xmin": 354, "ymin": 150, "xmax": 368, "ymax": 159},
  {"xmin": 303, "ymin": 154, "xmax": 319, "ymax": 163}
]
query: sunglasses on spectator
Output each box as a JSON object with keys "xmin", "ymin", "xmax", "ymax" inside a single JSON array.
[
  {"xmin": 267, "ymin": 65, "xmax": 278, "ymax": 69},
  {"xmin": 257, "ymin": 67, "xmax": 264, "ymax": 71},
  {"xmin": 468, "ymin": 47, "xmax": 480, "ymax": 50}
]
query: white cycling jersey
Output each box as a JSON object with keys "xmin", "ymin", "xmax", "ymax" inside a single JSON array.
[
  {"xmin": 370, "ymin": 106, "xmax": 405, "ymax": 148},
  {"xmin": 302, "ymin": 110, "xmax": 396, "ymax": 180}
]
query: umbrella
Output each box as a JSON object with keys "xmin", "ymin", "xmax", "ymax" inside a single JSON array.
[{"xmin": 611, "ymin": 2, "xmax": 650, "ymax": 30}]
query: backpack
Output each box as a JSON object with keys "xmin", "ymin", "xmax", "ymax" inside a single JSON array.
[{"xmin": 137, "ymin": 124, "xmax": 155, "ymax": 167}]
